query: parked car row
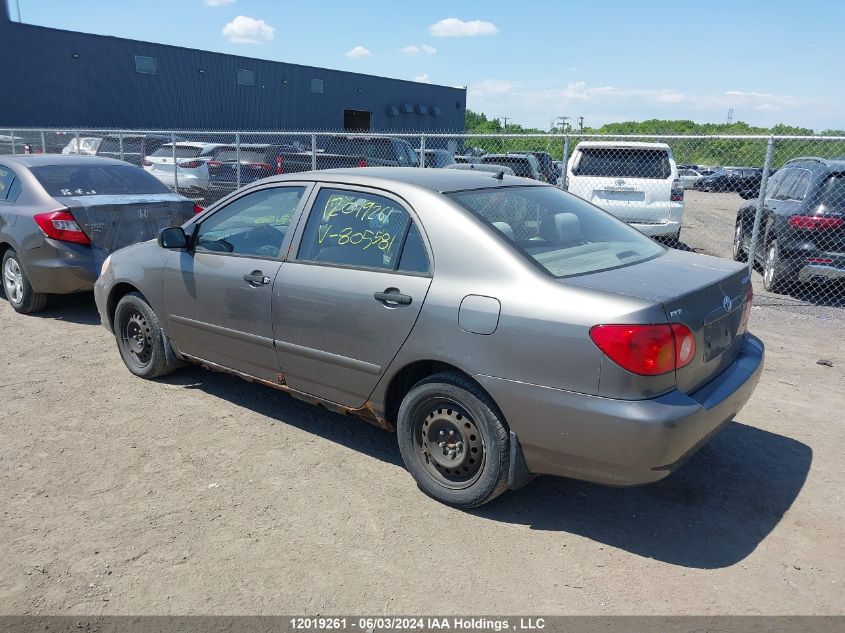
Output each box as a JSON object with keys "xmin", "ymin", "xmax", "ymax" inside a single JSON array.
[{"xmin": 1, "ymin": 155, "xmax": 765, "ymax": 508}]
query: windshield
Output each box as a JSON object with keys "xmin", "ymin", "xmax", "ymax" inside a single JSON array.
[
  {"xmin": 447, "ymin": 186, "xmax": 664, "ymax": 278},
  {"xmin": 31, "ymin": 164, "xmax": 172, "ymax": 197},
  {"xmin": 574, "ymin": 148, "xmax": 671, "ymax": 179}
]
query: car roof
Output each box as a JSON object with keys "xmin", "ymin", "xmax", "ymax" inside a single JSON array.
[
  {"xmin": 0, "ymin": 154, "xmax": 129, "ymax": 168},
  {"xmin": 574, "ymin": 141, "xmax": 671, "ymax": 150},
  {"xmin": 160, "ymin": 142, "xmax": 224, "ymax": 149},
  {"xmin": 785, "ymin": 157, "xmax": 845, "ymax": 171},
  {"xmin": 266, "ymin": 166, "xmax": 547, "ymax": 193}
]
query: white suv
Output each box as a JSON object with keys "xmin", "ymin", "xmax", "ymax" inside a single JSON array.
[{"xmin": 565, "ymin": 141, "xmax": 684, "ymax": 240}]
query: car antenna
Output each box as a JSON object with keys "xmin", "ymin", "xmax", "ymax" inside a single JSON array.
[{"xmin": 492, "ymin": 169, "xmax": 505, "ymax": 180}]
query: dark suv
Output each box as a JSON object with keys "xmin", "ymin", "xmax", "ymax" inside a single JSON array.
[
  {"xmin": 733, "ymin": 157, "xmax": 845, "ymax": 292},
  {"xmin": 695, "ymin": 167, "xmax": 763, "ymax": 194}
]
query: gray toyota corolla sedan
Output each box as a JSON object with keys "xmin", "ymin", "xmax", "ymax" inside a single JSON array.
[
  {"xmin": 0, "ymin": 155, "xmax": 197, "ymax": 313},
  {"xmin": 95, "ymin": 168, "xmax": 764, "ymax": 507}
]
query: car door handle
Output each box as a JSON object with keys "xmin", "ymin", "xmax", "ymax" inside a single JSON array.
[
  {"xmin": 374, "ymin": 289, "xmax": 412, "ymax": 306},
  {"xmin": 243, "ymin": 271, "xmax": 271, "ymax": 286}
]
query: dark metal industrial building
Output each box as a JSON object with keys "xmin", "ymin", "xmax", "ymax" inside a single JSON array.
[{"xmin": 0, "ymin": 3, "xmax": 466, "ymax": 131}]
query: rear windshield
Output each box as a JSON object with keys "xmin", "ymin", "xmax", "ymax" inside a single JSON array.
[
  {"xmin": 481, "ymin": 156, "xmax": 532, "ymax": 176},
  {"xmin": 447, "ymin": 186, "xmax": 664, "ymax": 278},
  {"xmin": 574, "ymin": 148, "xmax": 671, "ymax": 179},
  {"xmin": 31, "ymin": 164, "xmax": 171, "ymax": 197},
  {"xmin": 213, "ymin": 148, "xmax": 267, "ymax": 163},
  {"xmin": 151, "ymin": 145, "xmax": 202, "ymax": 159}
]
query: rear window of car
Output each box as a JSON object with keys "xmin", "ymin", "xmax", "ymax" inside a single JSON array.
[
  {"xmin": 151, "ymin": 145, "xmax": 202, "ymax": 159},
  {"xmin": 574, "ymin": 148, "xmax": 671, "ymax": 179},
  {"xmin": 30, "ymin": 164, "xmax": 171, "ymax": 197},
  {"xmin": 447, "ymin": 186, "xmax": 664, "ymax": 278},
  {"xmin": 481, "ymin": 156, "xmax": 532, "ymax": 177},
  {"xmin": 213, "ymin": 148, "xmax": 267, "ymax": 163}
]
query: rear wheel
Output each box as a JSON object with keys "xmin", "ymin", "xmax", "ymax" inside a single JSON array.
[
  {"xmin": 397, "ymin": 371, "xmax": 509, "ymax": 508},
  {"xmin": 114, "ymin": 292, "xmax": 180, "ymax": 378},
  {"xmin": 2, "ymin": 250, "xmax": 47, "ymax": 314},
  {"xmin": 763, "ymin": 240, "xmax": 790, "ymax": 293},
  {"xmin": 732, "ymin": 220, "xmax": 748, "ymax": 262}
]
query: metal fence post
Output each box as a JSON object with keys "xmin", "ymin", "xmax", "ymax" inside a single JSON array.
[
  {"xmin": 311, "ymin": 134, "xmax": 317, "ymax": 171},
  {"xmin": 562, "ymin": 135, "xmax": 570, "ymax": 188},
  {"xmin": 235, "ymin": 131, "xmax": 241, "ymax": 189},
  {"xmin": 74, "ymin": 130, "xmax": 80, "ymax": 155},
  {"xmin": 40, "ymin": 130, "xmax": 46, "ymax": 155},
  {"xmin": 419, "ymin": 135, "xmax": 426, "ymax": 167},
  {"xmin": 10, "ymin": 130, "xmax": 16, "ymax": 154},
  {"xmin": 747, "ymin": 136, "xmax": 775, "ymax": 275},
  {"xmin": 118, "ymin": 131, "xmax": 124, "ymax": 161},
  {"xmin": 171, "ymin": 132, "xmax": 178, "ymax": 192}
]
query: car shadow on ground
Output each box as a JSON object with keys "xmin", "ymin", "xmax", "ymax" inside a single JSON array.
[
  {"xmin": 474, "ymin": 421, "xmax": 812, "ymax": 569},
  {"xmin": 758, "ymin": 281, "xmax": 845, "ymax": 309},
  {"xmin": 161, "ymin": 366, "xmax": 404, "ymax": 467},
  {"xmin": 0, "ymin": 291, "xmax": 103, "ymax": 325},
  {"xmin": 162, "ymin": 367, "xmax": 810, "ymax": 570}
]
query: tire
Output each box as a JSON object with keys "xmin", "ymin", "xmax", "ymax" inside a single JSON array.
[
  {"xmin": 2, "ymin": 249, "xmax": 48, "ymax": 314},
  {"xmin": 397, "ymin": 371, "xmax": 510, "ymax": 508},
  {"xmin": 113, "ymin": 291, "xmax": 180, "ymax": 378},
  {"xmin": 732, "ymin": 220, "xmax": 748, "ymax": 262},
  {"xmin": 762, "ymin": 239, "xmax": 789, "ymax": 293}
]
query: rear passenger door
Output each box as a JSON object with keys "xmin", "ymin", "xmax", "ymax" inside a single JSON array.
[{"xmin": 272, "ymin": 185, "xmax": 432, "ymax": 407}]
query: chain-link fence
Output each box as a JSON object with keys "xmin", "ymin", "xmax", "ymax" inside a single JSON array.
[{"xmin": 2, "ymin": 128, "xmax": 844, "ymax": 308}]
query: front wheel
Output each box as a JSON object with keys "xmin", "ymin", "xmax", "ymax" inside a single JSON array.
[
  {"xmin": 2, "ymin": 249, "xmax": 47, "ymax": 314},
  {"xmin": 114, "ymin": 292, "xmax": 181, "ymax": 378},
  {"xmin": 397, "ymin": 372, "xmax": 510, "ymax": 508}
]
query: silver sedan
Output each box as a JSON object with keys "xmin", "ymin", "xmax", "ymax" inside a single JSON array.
[{"xmin": 94, "ymin": 168, "xmax": 764, "ymax": 507}]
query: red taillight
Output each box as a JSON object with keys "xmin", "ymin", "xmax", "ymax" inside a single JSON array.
[
  {"xmin": 806, "ymin": 257, "xmax": 834, "ymax": 264},
  {"xmin": 193, "ymin": 204, "xmax": 205, "ymax": 215},
  {"xmin": 178, "ymin": 160, "xmax": 202, "ymax": 168},
  {"xmin": 589, "ymin": 323, "xmax": 696, "ymax": 376},
  {"xmin": 276, "ymin": 156, "xmax": 284, "ymax": 174},
  {"xmin": 671, "ymin": 179, "xmax": 684, "ymax": 202},
  {"xmin": 207, "ymin": 161, "xmax": 223, "ymax": 167},
  {"xmin": 357, "ymin": 158, "xmax": 368, "ymax": 168},
  {"xmin": 788, "ymin": 215, "xmax": 845, "ymax": 230},
  {"xmin": 740, "ymin": 285, "xmax": 753, "ymax": 332},
  {"xmin": 247, "ymin": 162, "xmax": 273, "ymax": 171},
  {"xmin": 33, "ymin": 210, "xmax": 90, "ymax": 245},
  {"xmin": 142, "ymin": 159, "xmax": 153, "ymax": 167}
]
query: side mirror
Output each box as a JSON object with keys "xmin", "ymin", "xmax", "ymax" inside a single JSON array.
[{"xmin": 159, "ymin": 226, "xmax": 188, "ymax": 249}]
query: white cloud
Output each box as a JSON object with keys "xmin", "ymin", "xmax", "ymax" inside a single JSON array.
[
  {"xmin": 401, "ymin": 44, "xmax": 437, "ymax": 56},
  {"xmin": 414, "ymin": 73, "xmax": 431, "ymax": 84},
  {"xmin": 345, "ymin": 46, "xmax": 372, "ymax": 59},
  {"xmin": 205, "ymin": 0, "xmax": 235, "ymax": 6},
  {"xmin": 429, "ymin": 18, "xmax": 499, "ymax": 37},
  {"xmin": 222, "ymin": 16, "xmax": 274, "ymax": 44}
]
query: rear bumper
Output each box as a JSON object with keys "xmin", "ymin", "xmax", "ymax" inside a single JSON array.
[
  {"xmin": 631, "ymin": 219, "xmax": 682, "ymax": 238},
  {"xmin": 797, "ymin": 263, "xmax": 845, "ymax": 283},
  {"xmin": 476, "ymin": 334, "xmax": 764, "ymax": 486},
  {"xmin": 150, "ymin": 172, "xmax": 207, "ymax": 192},
  {"xmin": 21, "ymin": 240, "xmax": 98, "ymax": 294}
]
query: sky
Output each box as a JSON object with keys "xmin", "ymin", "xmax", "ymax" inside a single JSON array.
[{"xmin": 7, "ymin": 0, "xmax": 844, "ymax": 131}]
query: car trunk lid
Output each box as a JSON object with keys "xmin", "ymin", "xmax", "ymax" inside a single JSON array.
[
  {"xmin": 566, "ymin": 249, "xmax": 752, "ymax": 393},
  {"xmin": 61, "ymin": 193, "xmax": 194, "ymax": 266}
]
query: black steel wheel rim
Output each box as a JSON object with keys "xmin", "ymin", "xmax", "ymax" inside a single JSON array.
[
  {"xmin": 412, "ymin": 398, "xmax": 485, "ymax": 490},
  {"xmin": 121, "ymin": 309, "xmax": 153, "ymax": 368}
]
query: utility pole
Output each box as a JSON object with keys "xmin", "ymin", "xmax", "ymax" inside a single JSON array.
[
  {"xmin": 578, "ymin": 116, "xmax": 584, "ymax": 132},
  {"xmin": 555, "ymin": 116, "xmax": 569, "ymax": 132},
  {"xmin": 500, "ymin": 116, "xmax": 509, "ymax": 131}
]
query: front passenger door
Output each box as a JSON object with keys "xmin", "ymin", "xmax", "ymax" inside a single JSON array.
[{"xmin": 162, "ymin": 184, "xmax": 310, "ymax": 381}]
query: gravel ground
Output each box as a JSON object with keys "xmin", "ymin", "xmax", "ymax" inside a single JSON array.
[{"xmin": 0, "ymin": 190, "xmax": 843, "ymax": 615}]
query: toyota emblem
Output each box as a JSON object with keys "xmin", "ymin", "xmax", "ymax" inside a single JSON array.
[{"xmin": 615, "ymin": 179, "xmax": 625, "ymax": 186}]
